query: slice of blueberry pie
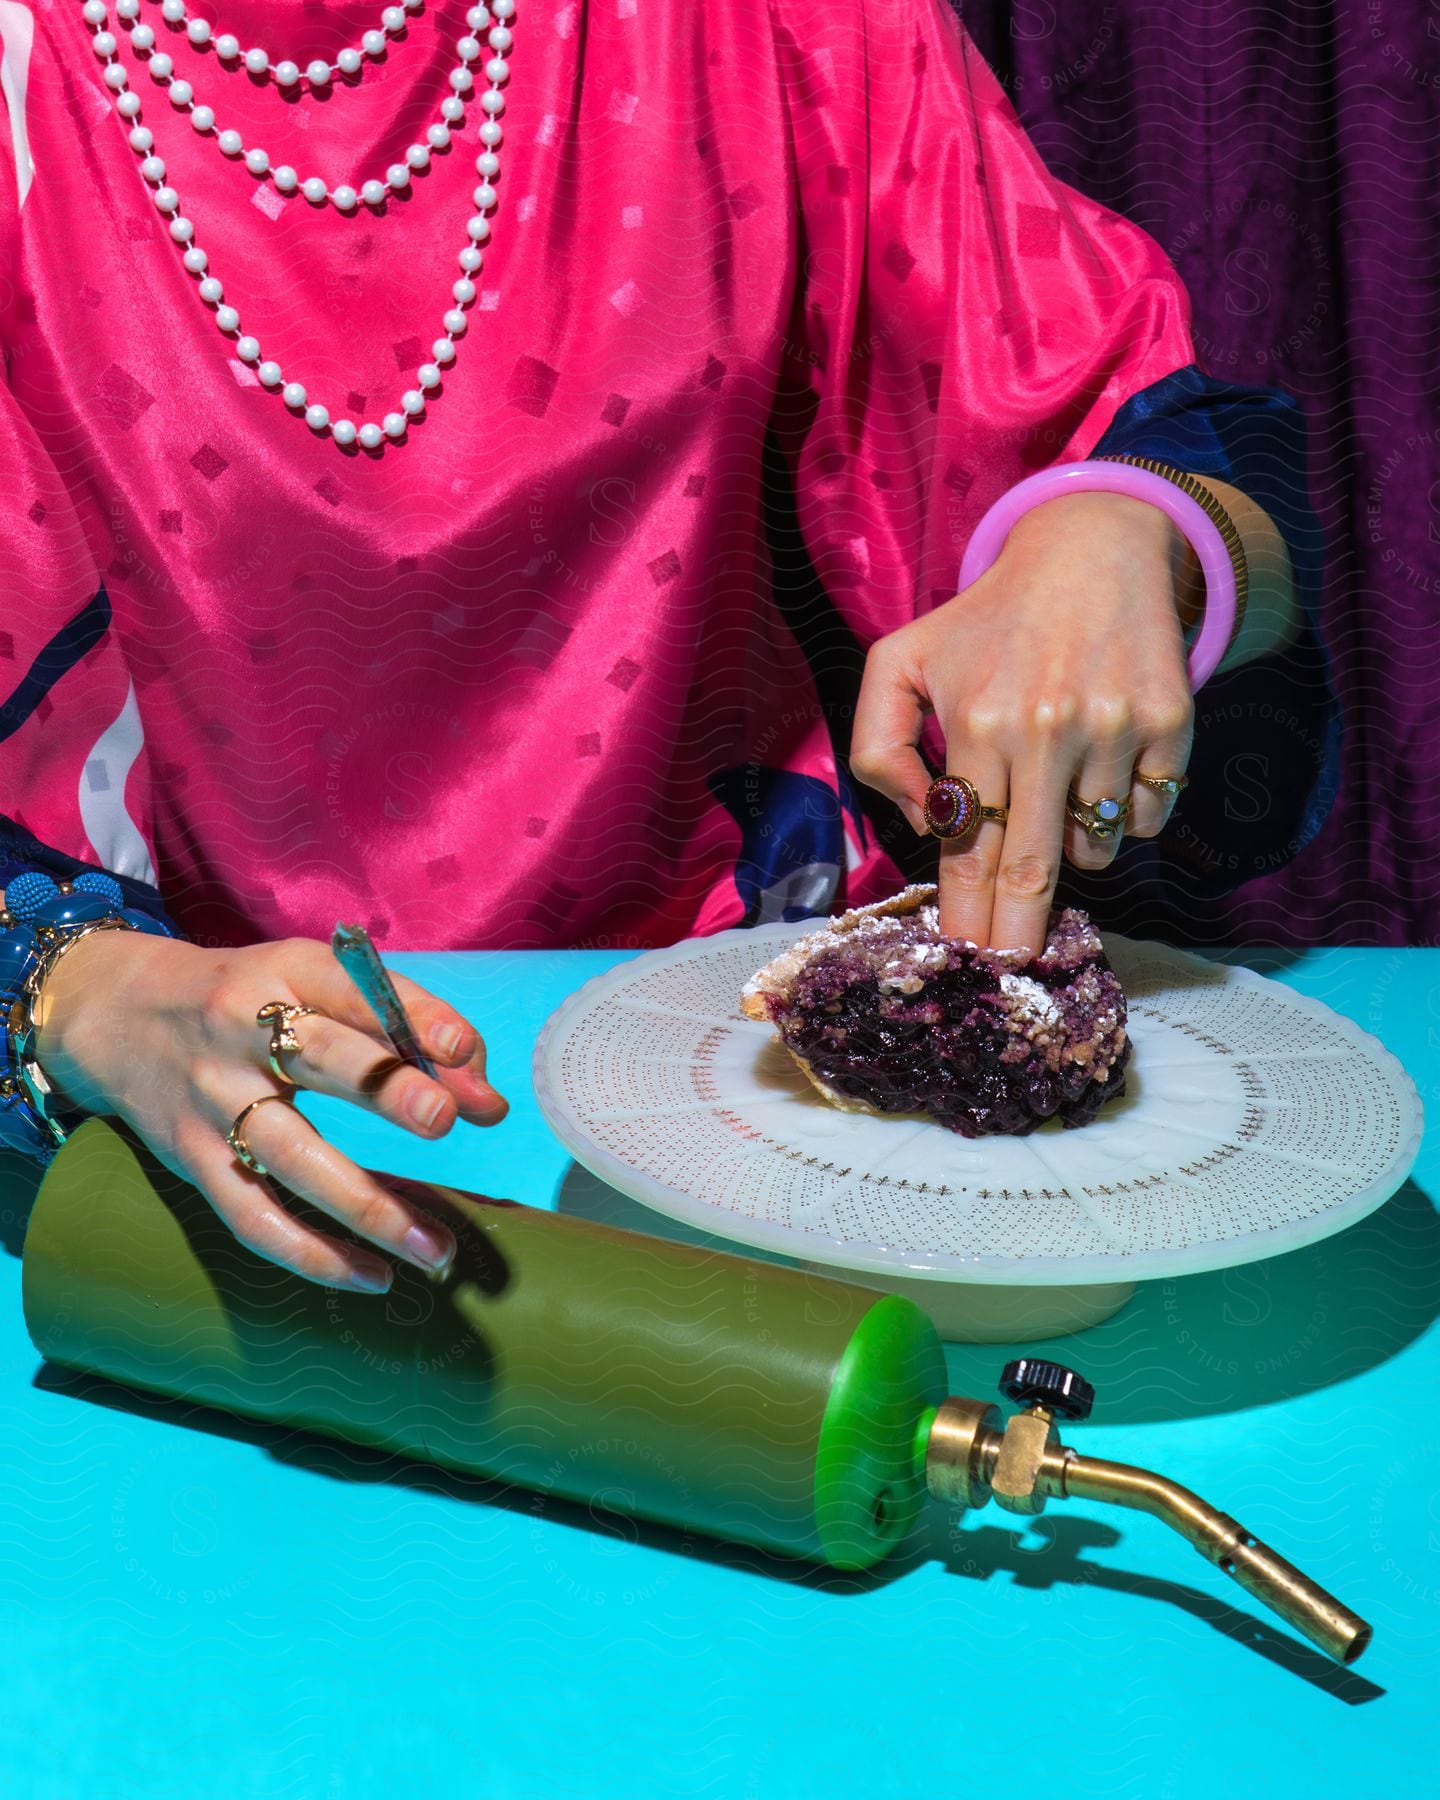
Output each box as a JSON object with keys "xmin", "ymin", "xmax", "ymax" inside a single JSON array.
[{"xmin": 739, "ymin": 885, "xmax": 1130, "ymax": 1137}]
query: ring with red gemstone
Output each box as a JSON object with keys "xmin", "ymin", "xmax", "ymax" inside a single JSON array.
[{"xmin": 922, "ymin": 775, "xmax": 1009, "ymax": 843}]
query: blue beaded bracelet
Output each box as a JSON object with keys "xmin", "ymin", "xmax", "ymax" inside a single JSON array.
[{"xmin": 1, "ymin": 867, "xmax": 177, "ymax": 1164}]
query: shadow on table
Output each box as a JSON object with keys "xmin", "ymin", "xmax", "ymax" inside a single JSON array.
[
  {"xmin": 908, "ymin": 1508, "xmax": 1383, "ymax": 1705},
  {"xmin": 0, "ymin": 1155, "xmax": 45, "ymax": 1259},
  {"xmin": 556, "ymin": 1163, "xmax": 1440, "ymax": 1426},
  {"xmin": 32, "ymin": 1356, "xmax": 1384, "ymax": 1706}
]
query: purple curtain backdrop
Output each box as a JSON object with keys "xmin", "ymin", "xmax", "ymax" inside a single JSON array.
[{"xmin": 953, "ymin": 0, "xmax": 1439, "ymax": 945}]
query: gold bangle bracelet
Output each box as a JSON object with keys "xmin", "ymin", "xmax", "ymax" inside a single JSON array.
[
  {"xmin": 6, "ymin": 915, "xmax": 142, "ymax": 1148},
  {"xmin": 1093, "ymin": 453, "xmax": 1249, "ymax": 659}
]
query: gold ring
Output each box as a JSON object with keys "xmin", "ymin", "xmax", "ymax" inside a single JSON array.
[
  {"xmin": 923, "ymin": 775, "xmax": 1009, "ymax": 844},
  {"xmin": 1066, "ymin": 792, "xmax": 1133, "ymax": 842},
  {"xmin": 1133, "ymin": 771, "xmax": 1190, "ymax": 800},
  {"xmin": 226, "ymin": 1092, "xmax": 296, "ymax": 1177},
  {"xmin": 256, "ymin": 1001, "xmax": 320, "ymax": 1088}
]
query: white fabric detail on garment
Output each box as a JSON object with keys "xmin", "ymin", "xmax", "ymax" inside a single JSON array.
[
  {"xmin": 752, "ymin": 863, "xmax": 840, "ymax": 927},
  {"xmin": 78, "ymin": 678, "xmax": 158, "ymax": 885},
  {"xmin": 0, "ymin": 3, "xmax": 37, "ymax": 207}
]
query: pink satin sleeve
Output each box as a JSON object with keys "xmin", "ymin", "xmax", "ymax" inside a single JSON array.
[
  {"xmin": 772, "ymin": 0, "xmax": 1198, "ymax": 646},
  {"xmin": 0, "ymin": 65, "xmax": 158, "ymax": 888}
]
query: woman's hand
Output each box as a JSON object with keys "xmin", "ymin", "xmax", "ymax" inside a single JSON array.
[
  {"xmin": 32, "ymin": 929, "xmax": 509, "ymax": 1292},
  {"xmin": 851, "ymin": 491, "xmax": 1195, "ymax": 953}
]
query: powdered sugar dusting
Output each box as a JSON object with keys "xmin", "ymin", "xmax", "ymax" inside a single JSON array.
[{"xmin": 1000, "ymin": 972, "xmax": 1062, "ymax": 1027}]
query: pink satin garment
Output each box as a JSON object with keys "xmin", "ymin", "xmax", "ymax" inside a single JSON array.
[{"xmin": 0, "ymin": 0, "xmax": 1196, "ymax": 950}]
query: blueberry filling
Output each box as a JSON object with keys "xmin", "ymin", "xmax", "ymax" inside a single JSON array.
[{"xmin": 752, "ymin": 902, "xmax": 1130, "ymax": 1138}]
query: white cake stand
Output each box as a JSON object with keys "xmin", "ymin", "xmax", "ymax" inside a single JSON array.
[{"xmin": 533, "ymin": 928, "xmax": 1423, "ymax": 1341}]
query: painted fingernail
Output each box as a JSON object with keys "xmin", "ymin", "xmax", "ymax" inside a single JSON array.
[
  {"xmin": 403, "ymin": 1222, "xmax": 456, "ymax": 1272},
  {"xmin": 347, "ymin": 1261, "xmax": 392, "ymax": 1294}
]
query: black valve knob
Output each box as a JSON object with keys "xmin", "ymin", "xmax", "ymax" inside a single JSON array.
[{"xmin": 999, "ymin": 1359, "xmax": 1095, "ymax": 1422}]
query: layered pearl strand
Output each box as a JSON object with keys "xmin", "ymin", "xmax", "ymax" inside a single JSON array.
[
  {"xmin": 92, "ymin": 0, "xmax": 511, "ymax": 211},
  {"xmin": 82, "ymin": 0, "xmax": 517, "ymax": 451},
  {"xmin": 139, "ymin": 0, "xmax": 426, "ymax": 92}
]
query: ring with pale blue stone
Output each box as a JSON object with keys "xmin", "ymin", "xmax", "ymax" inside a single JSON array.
[{"xmin": 1066, "ymin": 791, "xmax": 1133, "ymax": 842}]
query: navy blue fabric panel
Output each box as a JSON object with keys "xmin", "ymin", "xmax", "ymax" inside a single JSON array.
[
  {"xmin": 0, "ymin": 584, "xmax": 180, "ymax": 935},
  {"xmin": 0, "ymin": 587, "xmax": 112, "ymax": 746}
]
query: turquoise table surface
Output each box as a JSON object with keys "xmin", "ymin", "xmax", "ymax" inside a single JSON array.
[{"xmin": 2, "ymin": 947, "xmax": 1437, "ymax": 1799}]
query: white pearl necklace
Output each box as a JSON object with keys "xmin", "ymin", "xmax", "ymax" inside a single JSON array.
[
  {"xmin": 98, "ymin": 0, "xmax": 512, "ymax": 211},
  {"xmin": 130, "ymin": 0, "xmax": 425, "ymax": 92},
  {"xmin": 83, "ymin": 0, "xmax": 518, "ymax": 452}
]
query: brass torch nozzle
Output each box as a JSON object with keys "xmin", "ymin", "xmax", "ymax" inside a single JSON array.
[
  {"xmin": 924, "ymin": 1360, "xmax": 1373, "ymax": 1666},
  {"xmin": 1059, "ymin": 1454, "xmax": 1372, "ymax": 1665}
]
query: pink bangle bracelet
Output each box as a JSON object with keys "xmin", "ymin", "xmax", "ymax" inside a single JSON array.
[{"xmin": 956, "ymin": 461, "xmax": 1241, "ymax": 692}]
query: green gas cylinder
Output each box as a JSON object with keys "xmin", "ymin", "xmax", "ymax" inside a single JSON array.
[{"xmin": 21, "ymin": 1118, "xmax": 947, "ymax": 1571}]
